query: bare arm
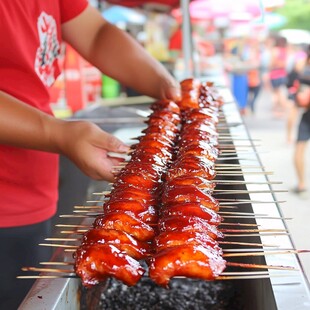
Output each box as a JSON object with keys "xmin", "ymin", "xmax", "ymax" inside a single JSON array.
[
  {"xmin": 0, "ymin": 91, "xmax": 128, "ymax": 181},
  {"xmin": 61, "ymin": 5, "xmax": 180, "ymax": 100}
]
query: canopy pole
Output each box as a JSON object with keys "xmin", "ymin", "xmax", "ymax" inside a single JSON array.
[{"xmin": 181, "ymin": 0, "xmax": 194, "ymax": 79}]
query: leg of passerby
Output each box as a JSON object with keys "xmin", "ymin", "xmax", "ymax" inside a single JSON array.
[
  {"xmin": 286, "ymin": 99, "xmax": 298, "ymax": 144},
  {"xmin": 270, "ymin": 77, "xmax": 287, "ymax": 117},
  {"xmin": 293, "ymin": 109, "xmax": 310, "ymax": 195},
  {"xmin": 251, "ymin": 85, "xmax": 260, "ymax": 113},
  {"xmin": 233, "ymin": 74, "xmax": 248, "ymax": 115},
  {"xmin": 247, "ymin": 86, "xmax": 260, "ymax": 114},
  {"xmin": 273, "ymin": 87, "xmax": 287, "ymax": 117},
  {"xmin": 294, "ymin": 141, "xmax": 307, "ymax": 193},
  {"xmin": 247, "ymin": 87, "xmax": 254, "ymax": 113}
]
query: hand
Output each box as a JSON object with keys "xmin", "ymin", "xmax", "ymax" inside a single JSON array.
[{"xmin": 56, "ymin": 121, "xmax": 129, "ymax": 182}]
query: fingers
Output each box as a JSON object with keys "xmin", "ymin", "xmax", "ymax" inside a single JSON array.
[
  {"xmin": 90, "ymin": 156, "xmax": 124, "ymax": 182},
  {"xmin": 96, "ymin": 130, "xmax": 130, "ymax": 154}
]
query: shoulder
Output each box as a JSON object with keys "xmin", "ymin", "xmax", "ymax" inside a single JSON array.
[{"xmin": 59, "ymin": 0, "xmax": 88, "ymax": 23}]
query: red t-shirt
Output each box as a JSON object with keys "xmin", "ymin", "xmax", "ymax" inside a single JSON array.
[{"xmin": 0, "ymin": 0, "xmax": 88, "ymax": 227}]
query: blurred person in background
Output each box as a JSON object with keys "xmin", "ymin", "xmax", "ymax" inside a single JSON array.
[
  {"xmin": 246, "ymin": 40, "xmax": 262, "ymax": 114},
  {"xmin": 293, "ymin": 48, "xmax": 310, "ymax": 195},
  {"xmin": 285, "ymin": 44, "xmax": 307, "ymax": 143},
  {"xmin": 269, "ymin": 36, "xmax": 288, "ymax": 117},
  {"xmin": 0, "ymin": 1, "xmax": 180, "ymax": 309},
  {"xmin": 226, "ymin": 37, "xmax": 250, "ymax": 115},
  {"xmin": 260, "ymin": 36, "xmax": 273, "ymax": 89}
]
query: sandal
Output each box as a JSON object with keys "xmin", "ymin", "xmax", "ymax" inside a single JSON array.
[{"xmin": 291, "ymin": 187, "xmax": 307, "ymax": 194}]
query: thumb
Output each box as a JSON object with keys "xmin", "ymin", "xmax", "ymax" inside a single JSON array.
[
  {"xmin": 167, "ymin": 84, "xmax": 181, "ymax": 101},
  {"xmin": 164, "ymin": 79, "xmax": 181, "ymax": 101}
]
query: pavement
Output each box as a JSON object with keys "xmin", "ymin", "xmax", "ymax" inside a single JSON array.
[{"xmin": 241, "ymin": 87, "xmax": 310, "ymax": 283}]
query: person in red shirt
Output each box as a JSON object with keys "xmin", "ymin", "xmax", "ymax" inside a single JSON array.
[{"xmin": 0, "ymin": 1, "xmax": 180, "ymax": 308}]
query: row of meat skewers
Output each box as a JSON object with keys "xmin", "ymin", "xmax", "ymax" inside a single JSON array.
[
  {"xmin": 19, "ymin": 79, "xmax": 306, "ymax": 287},
  {"xmin": 74, "ymin": 78, "xmax": 259, "ymax": 288},
  {"xmin": 148, "ymin": 87, "xmax": 226, "ymax": 287},
  {"xmin": 73, "ymin": 79, "xmax": 227, "ymax": 287}
]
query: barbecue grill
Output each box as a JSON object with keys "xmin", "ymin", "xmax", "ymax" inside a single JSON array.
[{"xmin": 18, "ymin": 82, "xmax": 310, "ymax": 310}]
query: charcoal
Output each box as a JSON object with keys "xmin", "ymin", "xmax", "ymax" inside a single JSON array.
[{"xmin": 90, "ymin": 277, "xmax": 243, "ymax": 310}]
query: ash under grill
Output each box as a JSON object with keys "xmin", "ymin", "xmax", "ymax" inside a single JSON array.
[{"xmin": 18, "ymin": 85, "xmax": 310, "ymax": 310}]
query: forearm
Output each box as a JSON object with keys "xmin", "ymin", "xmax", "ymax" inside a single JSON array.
[
  {"xmin": 87, "ymin": 24, "xmax": 173, "ymax": 98},
  {"xmin": 61, "ymin": 6, "xmax": 179, "ymax": 100},
  {"xmin": 0, "ymin": 91, "xmax": 65, "ymax": 153},
  {"xmin": 0, "ymin": 91, "xmax": 129, "ymax": 181}
]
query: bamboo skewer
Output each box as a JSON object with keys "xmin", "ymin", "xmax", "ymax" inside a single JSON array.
[
  {"xmin": 223, "ymin": 250, "xmax": 310, "ymax": 257},
  {"xmin": 84, "ymin": 200, "xmax": 261, "ymax": 204},
  {"xmin": 219, "ymin": 200, "xmax": 285, "ymax": 205},
  {"xmin": 17, "ymin": 274, "xmax": 298, "ymax": 281},
  {"xmin": 69, "ymin": 207, "xmax": 272, "ymax": 217},
  {"xmin": 129, "ymin": 134, "xmax": 256, "ymax": 141},
  {"xmin": 39, "ymin": 243, "xmax": 78, "ymax": 248},
  {"xmin": 113, "ymin": 163, "xmax": 265, "ymax": 169},
  {"xmin": 219, "ymin": 228, "xmax": 287, "ymax": 233},
  {"xmin": 17, "ymin": 275, "xmax": 77, "ymax": 279},
  {"xmin": 223, "ymin": 248, "xmax": 295, "ymax": 253},
  {"xmin": 94, "ymin": 189, "xmax": 286, "ymax": 197},
  {"xmin": 21, "ymin": 267, "xmax": 74, "ymax": 274},
  {"xmin": 40, "ymin": 262, "xmax": 74, "ymax": 266},
  {"xmin": 56, "ymin": 199, "xmax": 286, "ymax": 219},
  {"xmin": 216, "ymin": 124, "xmax": 243, "ymax": 129},
  {"xmin": 217, "ymin": 138, "xmax": 260, "ymax": 142},
  {"xmin": 214, "ymin": 172, "xmax": 273, "ymax": 175},
  {"xmin": 214, "ymin": 167, "xmax": 264, "ymax": 171},
  {"xmin": 225, "ymin": 262, "xmax": 297, "ymax": 271},
  {"xmin": 68, "ymin": 211, "xmax": 270, "ymax": 224},
  {"xmin": 216, "ymin": 157, "xmax": 257, "ymax": 161},
  {"xmin": 215, "ymin": 274, "xmax": 296, "ymax": 281},
  {"xmin": 40, "ymin": 242, "xmax": 287, "ymax": 251},
  {"xmin": 222, "ymin": 215, "xmax": 292, "ymax": 220},
  {"xmin": 45, "ymin": 238, "xmax": 79, "ymax": 242},
  {"xmin": 218, "ymin": 144, "xmax": 260, "ymax": 148},
  {"xmin": 213, "ymin": 180, "xmax": 282, "ymax": 185},
  {"xmin": 56, "ymin": 227, "xmax": 288, "ymax": 235},
  {"xmin": 129, "ymin": 138, "xmax": 258, "ymax": 143},
  {"xmin": 19, "ymin": 257, "xmax": 301, "ymax": 280},
  {"xmin": 214, "ymin": 189, "xmax": 287, "ymax": 194},
  {"xmin": 70, "ymin": 207, "xmax": 290, "ymax": 220},
  {"xmin": 55, "ymin": 224, "xmax": 91, "ymax": 228},
  {"xmin": 66, "ymin": 208, "xmax": 246, "ymax": 217},
  {"xmin": 103, "ymin": 179, "xmax": 283, "ymax": 191},
  {"xmin": 55, "ymin": 219, "xmax": 260, "ymax": 229},
  {"xmin": 99, "ymin": 184, "xmax": 281, "ymax": 198},
  {"xmin": 19, "ymin": 263, "xmax": 297, "ymax": 277},
  {"xmin": 220, "ymin": 223, "xmax": 260, "ymax": 227},
  {"xmin": 224, "ymin": 233, "xmax": 290, "ymax": 237},
  {"xmin": 42, "ymin": 238, "xmax": 277, "ymax": 248},
  {"xmin": 219, "ymin": 241, "xmax": 278, "ymax": 247},
  {"xmin": 127, "ymin": 145, "xmax": 257, "ymax": 152},
  {"xmin": 58, "ymin": 230, "xmax": 291, "ymax": 237}
]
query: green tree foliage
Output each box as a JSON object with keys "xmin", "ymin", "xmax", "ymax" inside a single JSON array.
[{"xmin": 275, "ymin": 0, "xmax": 310, "ymax": 30}]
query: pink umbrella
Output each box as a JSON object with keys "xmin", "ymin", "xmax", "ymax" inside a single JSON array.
[{"xmin": 172, "ymin": 0, "xmax": 262, "ymax": 22}]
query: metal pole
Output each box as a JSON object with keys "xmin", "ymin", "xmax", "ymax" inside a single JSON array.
[{"xmin": 181, "ymin": 0, "xmax": 194, "ymax": 79}]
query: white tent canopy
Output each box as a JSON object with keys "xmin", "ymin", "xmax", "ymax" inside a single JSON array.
[{"xmin": 279, "ymin": 29, "xmax": 310, "ymax": 45}]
